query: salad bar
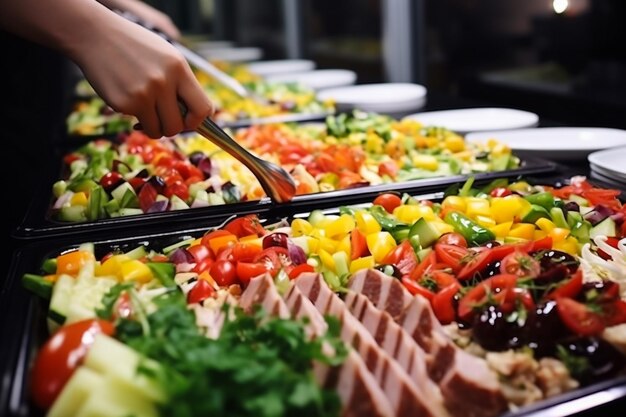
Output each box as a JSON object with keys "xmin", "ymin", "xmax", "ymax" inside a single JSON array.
[{"xmin": 4, "ymin": 47, "xmax": 626, "ymax": 417}]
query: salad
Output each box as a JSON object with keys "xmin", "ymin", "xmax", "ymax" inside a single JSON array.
[{"xmin": 24, "ymin": 177, "xmax": 626, "ymax": 416}]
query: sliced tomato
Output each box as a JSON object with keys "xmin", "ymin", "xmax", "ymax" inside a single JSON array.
[
  {"xmin": 224, "ymin": 215, "xmax": 266, "ymax": 238},
  {"xmin": 457, "ymin": 249, "xmax": 493, "ymax": 281},
  {"xmin": 401, "ymin": 276, "xmax": 435, "ymax": 301},
  {"xmin": 500, "ymin": 251, "xmax": 541, "ymax": 278},
  {"xmin": 458, "ymin": 274, "xmax": 518, "ymax": 321},
  {"xmin": 127, "ymin": 177, "xmax": 147, "ymax": 192},
  {"xmin": 253, "ymin": 247, "xmax": 291, "ymax": 277},
  {"xmin": 351, "ymin": 229, "xmax": 370, "ymax": 260},
  {"xmin": 430, "ymin": 270, "xmax": 459, "ymax": 289},
  {"xmin": 530, "ymin": 236, "xmax": 553, "ymax": 252},
  {"xmin": 231, "ymin": 242, "xmax": 263, "ymax": 263},
  {"xmin": 187, "ymin": 279, "xmax": 215, "ymax": 304},
  {"xmin": 437, "ymin": 232, "xmax": 468, "ymax": 248},
  {"xmin": 556, "ymin": 297, "xmax": 605, "ymax": 336},
  {"xmin": 410, "ymin": 250, "xmax": 437, "ymax": 281},
  {"xmin": 373, "ymin": 193, "xmax": 402, "ymax": 214},
  {"xmin": 187, "ymin": 245, "xmax": 212, "ymax": 263},
  {"xmin": 382, "ymin": 241, "xmax": 418, "ymax": 276},
  {"xmin": 493, "ymin": 287, "xmax": 535, "ymax": 314},
  {"xmin": 434, "ymin": 244, "xmax": 468, "ymax": 273},
  {"xmin": 236, "ymin": 262, "xmax": 271, "ymax": 286},
  {"xmin": 432, "ymin": 283, "xmax": 461, "ymax": 324},
  {"xmin": 604, "ymin": 300, "xmax": 626, "ymax": 327},
  {"xmin": 287, "ymin": 263, "xmax": 315, "ymax": 280},
  {"xmin": 193, "ymin": 257, "xmax": 214, "ymax": 274},
  {"xmin": 597, "ymin": 237, "xmax": 623, "ymax": 260},
  {"xmin": 31, "ymin": 319, "xmax": 115, "ymax": 409},
  {"xmin": 547, "ymin": 270, "xmax": 583, "ymax": 299}
]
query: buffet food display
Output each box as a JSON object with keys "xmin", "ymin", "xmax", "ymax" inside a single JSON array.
[{"xmin": 20, "ymin": 176, "xmax": 626, "ymax": 417}]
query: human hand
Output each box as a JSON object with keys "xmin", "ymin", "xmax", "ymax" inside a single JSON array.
[
  {"xmin": 99, "ymin": 0, "xmax": 180, "ymax": 40},
  {"xmin": 72, "ymin": 13, "xmax": 213, "ymax": 138}
]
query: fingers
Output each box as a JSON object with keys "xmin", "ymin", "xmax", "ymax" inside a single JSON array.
[
  {"xmin": 177, "ymin": 69, "xmax": 215, "ymax": 131},
  {"xmin": 135, "ymin": 104, "xmax": 161, "ymax": 138},
  {"xmin": 156, "ymin": 86, "xmax": 184, "ymax": 137}
]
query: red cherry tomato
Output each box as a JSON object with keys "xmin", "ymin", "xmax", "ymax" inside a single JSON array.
[
  {"xmin": 224, "ymin": 215, "xmax": 266, "ymax": 238},
  {"xmin": 99, "ymin": 172, "xmax": 124, "ymax": 191},
  {"xmin": 547, "ymin": 270, "xmax": 583, "ymax": 300},
  {"xmin": 236, "ymin": 262, "xmax": 271, "ymax": 286},
  {"xmin": 253, "ymin": 247, "xmax": 291, "ymax": 277},
  {"xmin": 432, "ymin": 283, "xmax": 461, "ymax": 324},
  {"xmin": 350, "ymin": 229, "xmax": 370, "ymax": 260},
  {"xmin": 500, "ymin": 251, "xmax": 541, "ymax": 278},
  {"xmin": 381, "ymin": 241, "xmax": 418, "ymax": 276},
  {"xmin": 401, "ymin": 277, "xmax": 435, "ymax": 301},
  {"xmin": 187, "ymin": 245, "xmax": 212, "ymax": 263},
  {"xmin": 434, "ymin": 244, "xmax": 469, "ymax": 273},
  {"xmin": 436, "ymin": 232, "xmax": 468, "ymax": 248},
  {"xmin": 458, "ymin": 274, "xmax": 518, "ymax": 321},
  {"xmin": 31, "ymin": 319, "xmax": 115, "ymax": 409},
  {"xmin": 490, "ymin": 187, "xmax": 512, "ymax": 197},
  {"xmin": 231, "ymin": 243, "xmax": 263, "ymax": 263},
  {"xmin": 210, "ymin": 260, "xmax": 238, "ymax": 287},
  {"xmin": 187, "ymin": 279, "xmax": 216, "ymax": 304},
  {"xmin": 457, "ymin": 249, "xmax": 493, "ymax": 281},
  {"xmin": 193, "ymin": 257, "xmax": 214, "ymax": 274},
  {"xmin": 556, "ymin": 297, "xmax": 605, "ymax": 336},
  {"xmin": 373, "ymin": 193, "xmax": 402, "ymax": 214},
  {"xmin": 378, "ymin": 161, "xmax": 399, "ymax": 179},
  {"xmin": 164, "ymin": 181, "xmax": 189, "ymax": 201}
]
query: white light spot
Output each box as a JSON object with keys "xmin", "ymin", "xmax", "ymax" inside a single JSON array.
[{"xmin": 553, "ymin": 0, "xmax": 569, "ymax": 14}]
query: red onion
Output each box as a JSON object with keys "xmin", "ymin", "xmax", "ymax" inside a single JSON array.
[
  {"xmin": 170, "ymin": 248, "xmax": 195, "ymax": 264},
  {"xmin": 610, "ymin": 212, "xmax": 625, "ymax": 225},
  {"xmin": 147, "ymin": 200, "xmax": 169, "ymax": 213},
  {"xmin": 198, "ymin": 158, "xmax": 212, "ymax": 177},
  {"xmin": 288, "ymin": 242, "xmax": 307, "ymax": 265},
  {"xmin": 584, "ymin": 205, "xmax": 614, "ymax": 226},
  {"xmin": 263, "ymin": 233, "xmax": 289, "ymax": 249}
]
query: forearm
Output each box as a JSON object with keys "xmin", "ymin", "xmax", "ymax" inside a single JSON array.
[{"xmin": 0, "ymin": 0, "xmax": 114, "ymax": 61}]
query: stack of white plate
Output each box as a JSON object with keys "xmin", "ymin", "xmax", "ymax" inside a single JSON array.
[
  {"xmin": 588, "ymin": 146, "xmax": 626, "ymax": 185},
  {"xmin": 466, "ymin": 127, "xmax": 626, "ymax": 161},
  {"xmin": 247, "ymin": 59, "xmax": 316, "ymax": 77},
  {"xmin": 265, "ymin": 69, "xmax": 357, "ymax": 90},
  {"xmin": 317, "ymin": 83, "xmax": 427, "ymax": 113},
  {"xmin": 197, "ymin": 47, "xmax": 263, "ymax": 63}
]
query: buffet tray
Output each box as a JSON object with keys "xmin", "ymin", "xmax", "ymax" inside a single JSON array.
[
  {"xmin": 3, "ymin": 186, "xmax": 626, "ymax": 417},
  {"xmin": 13, "ymin": 148, "xmax": 557, "ymax": 240}
]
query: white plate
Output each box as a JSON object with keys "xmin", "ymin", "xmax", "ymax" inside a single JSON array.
[
  {"xmin": 317, "ymin": 83, "xmax": 427, "ymax": 113},
  {"xmin": 247, "ymin": 60, "xmax": 316, "ymax": 76},
  {"xmin": 265, "ymin": 69, "xmax": 357, "ymax": 90},
  {"xmin": 466, "ymin": 127, "xmax": 626, "ymax": 160},
  {"xmin": 589, "ymin": 146, "xmax": 626, "ymax": 177},
  {"xmin": 198, "ymin": 47, "xmax": 263, "ymax": 63},
  {"xmin": 403, "ymin": 107, "xmax": 538, "ymax": 134}
]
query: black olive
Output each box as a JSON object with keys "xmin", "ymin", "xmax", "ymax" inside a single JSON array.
[
  {"xmin": 522, "ymin": 300, "xmax": 569, "ymax": 357},
  {"xmin": 558, "ymin": 337, "xmax": 625, "ymax": 385},
  {"xmin": 472, "ymin": 306, "xmax": 521, "ymax": 351},
  {"xmin": 480, "ymin": 260, "xmax": 502, "ymax": 279},
  {"xmin": 189, "ymin": 151, "xmax": 205, "ymax": 166},
  {"xmin": 532, "ymin": 250, "xmax": 579, "ymax": 274},
  {"xmin": 134, "ymin": 168, "xmax": 150, "ymax": 178},
  {"xmin": 148, "ymin": 176, "xmax": 166, "ymax": 193},
  {"xmin": 535, "ymin": 264, "xmax": 570, "ymax": 285}
]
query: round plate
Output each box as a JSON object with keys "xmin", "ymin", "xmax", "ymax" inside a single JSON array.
[
  {"xmin": 265, "ymin": 69, "xmax": 357, "ymax": 90},
  {"xmin": 466, "ymin": 127, "xmax": 626, "ymax": 160},
  {"xmin": 247, "ymin": 60, "xmax": 316, "ymax": 76},
  {"xmin": 403, "ymin": 107, "xmax": 538, "ymax": 134},
  {"xmin": 317, "ymin": 83, "xmax": 427, "ymax": 113},
  {"xmin": 198, "ymin": 47, "xmax": 263, "ymax": 62},
  {"xmin": 588, "ymin": 146, "xmax": 626, "ymax": 178}
]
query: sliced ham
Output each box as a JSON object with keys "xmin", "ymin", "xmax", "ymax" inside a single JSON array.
[
  {"xmin": 348, "ymin": 269, "xmax": 507, "ymax": 417},
  {"xmin": 343, "ymin": 290, "xmax": 448, "ymax": 417},
  {"xmin": 295, "ymin": 272, "xmax": 446, "ymax": 417},
  {"xmin": 239, "ymin": 273, "xmax": 290, "ymax": 318},
  {"xmin": 284, "ymin": 282, "xmax": 394, "ymax": 417}
]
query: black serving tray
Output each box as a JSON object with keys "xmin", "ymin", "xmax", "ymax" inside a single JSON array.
[
  {"xmin": 3, "ymin": 191, "xmax": 626, "ymax": 417},
  {"xmin": 13, "ymin": 144, "xmax": 557, "ymax": 240}
]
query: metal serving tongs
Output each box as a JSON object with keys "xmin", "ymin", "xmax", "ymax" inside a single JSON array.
[
  {"xmin": 117, "ymin": 11, "xmax": 268, "ymax": 104},
  {"xmin": 179, "ymin": 102, "xmax": 296, "ymax": 203}
]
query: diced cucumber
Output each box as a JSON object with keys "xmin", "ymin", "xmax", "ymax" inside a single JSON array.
[
  {"xmin": 308, "ymin": 210, "xmax": 327, "ymax": 227},
  {"xmin": 162, "ymin": 237, "xmax": 194, "ymax": 254},
  {"xmin": 490, "ymin": 154, "xmax": 511, "ymax": 171},
  {"xmin": 332, "ymin": 251, "xmax": 350, "ymax": 277},
  {"xmin": 189, "ymin": 182, "xmax": 208, "ymax": 199},
  {"xmin": 169, "ymin": 195, "xmax": 189, "ymax": 210},
  {"xmin": 65, "ymin": 275, "xmax": 117, "ymax": 324},
  {"xmin": 570, "ymin": 219, "xmax": 591, "ymax": 244},
  {"xmin": 566, "ymin": 211, "xmax": 583, "ymax": 228},
  {"xmin": 84, "ymin": 334, "xmax": 166, "ymax": 403},
  {"xmin": 86, "ymin": 186, "xmax": 108, "ymax": 221},
  {"xmin": 567, "ymin": 194, "xmax": 590, "ymax": 207},
  {"xmin": 111, "ymin": 181, "xmax": 135, "ymax": 202},
  {"xmin": 22, "ymin": 274, "xmax": 53, "ymax": 299},
  {"xmin": 590, "ymin": 217, "xmax": 617, "ymax": 239},
  {"xmin": 207, "ymin": 192, "xmax": 225, "ymax": 205},
  {"xmin": 125, "ymin": 245, "xmax": 148, "ymax": 260},
  {"xmin": 579, "ymin": 206, "xmax": 595, "ymax": 215},
  {"xmin": 53, "ymin": 180, "xmax": 68, "ymax": 198},
  {"xmin": 390, "ymin": 226, "xmax": 410, "ymax": 242},
  {"xmin": 409, "ymin": 218, "xmax": 442, "ymax": 248},
  {"xmin": 58, "ymin": 205, "xmax": 87, "ymax": 222},
  {"xmin": 416, "ymin": 247, "xmax": 432, "ymax": 262},
  {"xmin": 47, "ymin": 368, "xmax": 105, "ymax": 417},
  {"xmin": 48, "ymin": 274, "xmax": 75, "ymax": 325},
  {"xmin": 120, "ymin": 189, "xmax": 140, "ymax": 209},
  {"xmin": 104, "ymin": 199, "xmax": 120, "ymax": 216},
  {"xmin": 119, "ymin": 208, "xmax": 144, "ymax": 217},
  {"xmin": 194, "ymin": 189, "xmax": 210, "ymax": 203},
  {"xmin": 322, "ymin": 270, "xmax": 341, "ymax": 292}
]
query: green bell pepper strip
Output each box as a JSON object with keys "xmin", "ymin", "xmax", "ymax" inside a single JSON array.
[{"xmin": 444, "ymin": 211, "xmax": 496, "ymax": 246}]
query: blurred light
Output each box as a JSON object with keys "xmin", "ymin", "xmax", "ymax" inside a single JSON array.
[{"xmin": 553, "ymin": 0, "xmax": 569, "ymax": 14}]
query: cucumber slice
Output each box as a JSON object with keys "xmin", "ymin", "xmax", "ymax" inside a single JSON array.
[
  {"xmin": 111, "ymin": 182, "xmax": 135, "ymax": 202},
  {"xmin": 118, "ymin": 208, "xmax": 144, "ymax": 217},
  {"xmin": 207, "ymin": 192, "xmax": 225, "ymax": 205},
  {"xmin": 169, "ymin": 195, "xmax": 189, "ymax": 210},
  {"xmin": 47, "ymin": 368, "xmax": 105, "ymax": 417},
  {"xmin": 162, "ymin": 237, "xmax": 194, "ymax": 254},
  {"xmin": 409, "ymin": 218, "xmax": 442, "ymax": 248},
  {"xmin": 120, "ymin": 189, "xmax": 140, "ymax": 209},
  {"xmin": 125, "ymin": 245, "xmax": 148, "ymax": 260},
  {"xmin": 48, "ymin": 274, "xmax": 75, "ymax": 325},
  {"xmin": 22, "ymin": 274, "xmax": 53, "ymax": 299},
  {"xmin": 58, "ymin": 206, "xmax": 87, "ymax": 222},
  {"xmin": 590, "ymin": 217, "xmax": 617, "ymax": 239}
]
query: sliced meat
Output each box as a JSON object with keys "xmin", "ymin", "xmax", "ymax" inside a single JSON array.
[
  {"xmin": 285, "ymin": 282, "xmax": 394, "ymax": 417},
  {"xmin": 296, "ymin": 273, "xmax": 445, "ymax": 417},
  {"xmin": 348, "ymin": 269, "xmax": 508, "ymax": 417},
  {"xmin": 343, "ymin": 290, "xmax": 447, "ymax": 417},
  {"xmin": 239, "ymin": 273, "xmax": 290, "ymax": 319}
]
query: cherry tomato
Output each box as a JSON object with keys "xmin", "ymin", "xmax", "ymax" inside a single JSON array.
[
  {"xmin": 490, "ymin": 187, "xmax": 512, "ymax": 197},
  {"xmin": 224, "ymin": 215, "xmax": 266, "ymax": 238},
  {"xmin": 457, "ymin": 250, "xmax": 493, "ymax": 281},
  {"xmin": 287, "ymin": 263, "xmax": 315, "ymax": 280},
  {"xmin": 236, "ymin": 262, "xmax": 272, "ymax": 286},
  {"xmin": 210, "ymin": 260, "xmax": 238, "ymax": 287},
  {"xmin": 350, "ymin": 229, "xmax": 370, "ymax": 260},
  {"xmin": 556, "ymin": 297, "xmax": 605, "ymax": 336},
  {"xmin": 187, "ymin": 245, "xmax": 212, "ymax": 263},
  {"xmin": 410, "ymin": 250, "xmax": 437, "ymax": 281},
  {"xmin": 127, "ymin": 177, "xmax": 147, "ymax": 192},
  {"xmin": 31, "ymin": 319, "xmax": 115, "ymax": 409},
  {"xmin": 604, "ymin": 300, "xmax": 626, "ymax": 327},
  {"xmin": 99, "ymin": 172, "xmax": 124, "ymax": 191},
  {"xmin": 381, "ymin": 241, "xmax": 418, "ymax": 276},
  {"xmin": 401, "ymin": 277, "xmax": 435, "ymax": 301},
  {"xmin": 547, "ymin": 270, "xmax": 583, "ymax": 299},
  {"xmin": 437, "ymin": 232, "xmax": 468, "ymax": 248},
  {"xmin": 253, "ymin": 247, "xmax": 291, "ymax": 277},
  {"xmin": 193, "ymin": 257, "xmax": 214, "ymax": 274},
  {"xmin": 500, "ymin": 251, "xmax": 541, "ymax": 278},
  {"xmin": 187, "ymin": 279, "xmax": 216, "ymax": 304},
  {"xmin": 432, "ymin": 283, "xmax": 461, "ymax": 324},
  {"xmin": 458, "ymin": 274, "xmax": 518, "ymax": 321},
  {"xmin": 373, "ymin": 193, "xmax": 402, "ymax": 214},
  {"xmin": 434, "ymin": 244, "xmax": 469, "ymax": 273},
  {"xmin": 164, "ymin": 181, "xmax": 189, "ymax": 201}
]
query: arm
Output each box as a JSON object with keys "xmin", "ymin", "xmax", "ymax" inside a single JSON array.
[
  {"xmin": 97, "ymin": 0, "xmax": 180, "ymax": 40},
  {"xmin": 0, "ymin": 0, "xmax": 212, "ymax": 138}
]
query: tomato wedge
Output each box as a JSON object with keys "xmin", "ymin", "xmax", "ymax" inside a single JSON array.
[
  {"xmin": 236, "ymin": 262, "xmax": 271, "ymax": 286},
  {"xmin": 457, "ymin": 250, "xmax": 492, "ymax": 281},
  {"xmin": 458, "ymin": 274, "xmax": 518, "ymax": 321},
  {"xmin": 401, "ymin": 277, "xmax": 435, "ymax": 301},
  {"xmin": 31, "ymin": 319, "xmax": 115, "ymax": 409},
  {"xmin": 556, "ymin": 297, "xmax": 605, "ymax": 336},
  {"xmin": 253, "ymin": 247, "xmax": 292, "ymax": 277},
  {"xmin": 382, "ymin": 241, "xmax": 418, "ymax": 276},
  {"xmin": 187, "ymin": 279, "xmax": 216, "ymax": 304},
  {"xmin": 224, "ymin": 215, "xmax": 266, "ymax": 238},
  {"xmin": 351, "ymin": 229, "xmax": 370, "ymax": 260},
  {"xmin": 434, "ymin": 244, "xmax": 468, "ymax": 273},
  {"xmin": 547, "ymin": 270, "xmax": 583, "ymax": 299},
  {"xmin": 410, "ymin": 250, "xmax": 437, "ymax": 281},
  {"xmin": 287, "ymin": 263, "xmax": 315, "ymax": 280},
  {"xmin": 432, "ymin": 283, "xmax": 461, "ymax": 324}
]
